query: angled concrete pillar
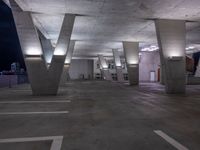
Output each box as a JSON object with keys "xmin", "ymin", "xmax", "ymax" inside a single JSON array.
[
  {"xmin": 155, "ymin": 19, "xmax": 186, "ymax": 94},
  {"xmin": 112, "ymin": 49, "xmax": 124, "ymax": 82},
  {"xmin": 60, "ymin": 40, "xmax": 75, "ymax": 85},
  {"xmin": 123, "ymin": 42, "xmax": 139, "ymax": 85},
  {"xmin": 38, "ymin": 30, "xmax": 54, "ymax": 65},
  {"xmin": 10, "ymin": 0, "xmax": 75, "ymax": 95},
  {"xmin": 195, "ymin": 58, "xmax": 200, "ymax": 77},
  {"xmin": 98, "ymin": 55, "xmax": 112, "ymax": 81}
]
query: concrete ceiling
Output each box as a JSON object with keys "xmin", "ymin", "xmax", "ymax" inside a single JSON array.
[{"xmin": 4, "ymin": 0, "xmax": 200, "ymax": 57}]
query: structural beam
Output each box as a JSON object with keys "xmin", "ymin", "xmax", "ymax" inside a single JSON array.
[
  {"xmin": 123, "ymin": 42, "xmax": 139, "ymax": 85},
  {"xmin": 155, "ymin": 19, "xmax": 186, "ymax": 94},
  {"xmin": 112, "ymin": 49, "xmax": 124, "ymax": 82},
  {"xmin": 38, "ymin": 30, "xmax": 54, "ymax": 65},
  {"xmin": 10, "ymin": 0, "xmax": 75, "ymax": 95},
  {"xmin": 98, "ymin": 55, "xmax": 112, "ymax": 81},
  {"xmin": 60, "ymin": 40, "xmax": 76, "ymax": 85}
]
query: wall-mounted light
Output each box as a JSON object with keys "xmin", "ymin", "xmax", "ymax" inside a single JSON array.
[
  {"xmin": 25, "ymin": 55, "xmax": 42, "ymax": 61},
  {"xmin": 168, "ymin": 56, "xmax": 183, "ymax": 61},
  {"xmin": 25, "ymin": 55, "xmax": 41, "ymax": 58},
  {"xmin": 64, "ymin": 64, "xmax": 70, "ymax": 67},
  {"xmin": 128, "ymin": 64, "xmax": 138, "ymax": 68}
]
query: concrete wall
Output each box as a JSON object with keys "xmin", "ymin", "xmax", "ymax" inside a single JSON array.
[
  {"xmin": 139, "ymin": 51, "xmax": 160, "ymax": 82},
  {"xmin": 69, "ymin": 59, "xmax": 94, "ymax": 80}
]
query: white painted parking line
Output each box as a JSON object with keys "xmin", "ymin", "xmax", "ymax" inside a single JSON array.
[
  {"xmin": 0, "ymin": 136, "xmax": 63, "ymax": 150},
  {"xmin": 0, "ymin": 100, "xmax": 71, "ymax": 104},
  {"xmin": 0, "ymin": 136, "xmax": 62, "ymax": 143},
  {"xmin": 154, "ymin": 130, "xmax": 189, "ymax": 150},
  {"xmin": 0, "ymin": 111, "xmax": 69, "ymax": 115},
  {"xmin": 50, "ymin": 137, "xmax": 63, "ymax": 150}
]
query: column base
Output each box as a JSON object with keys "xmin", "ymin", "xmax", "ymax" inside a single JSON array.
[
  {"xmin": 127, "ymin": 65, "xmax": 139, "ymax": 85},
  {"xmin": 165, "ymin": 79, "xmax": 186, "ymax": 94}
]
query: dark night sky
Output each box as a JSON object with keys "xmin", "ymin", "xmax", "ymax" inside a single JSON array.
[{"xmin": 0, "ymin": 1, "xmax": 24, "ymax": 71}]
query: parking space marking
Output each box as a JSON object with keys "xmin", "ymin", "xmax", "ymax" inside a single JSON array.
[
  {"xmin": 50, "ymin": 137, "xmax": 63, "ymax": 150},
  {"xmin": 154, "ymin": 130, "xmax": 189, "ymax": 150},
  {"xmin": 0, "ymin": 100, "xmax": 71, "ymax": 104},
  {"xmin": 0, "ymin": 136, "xmax": 63, "ymax": 150},
  {"xmin": 0, "ymin": 111, "xmax": 69, "ymax": 115}
]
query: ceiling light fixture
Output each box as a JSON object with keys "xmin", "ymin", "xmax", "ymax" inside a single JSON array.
[{"xmin": 141, "ymin": 45, "xmax": 159, "ymax": 52}]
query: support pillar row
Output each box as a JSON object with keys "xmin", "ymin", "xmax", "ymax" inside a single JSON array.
[
  {"xmin": 123, "ymin": 42, "xmax": 139, "ymax": 85},
  {"xmin": 112, "ymin": 49, "xmax": 124, "ymax": 82},
  {"xmin": 155, "ymin": 19, "xmax": 186, "ymax": 94}
]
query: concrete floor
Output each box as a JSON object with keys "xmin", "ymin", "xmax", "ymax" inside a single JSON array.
[{"xmin": 0, "ymin": 81, "xmax": 200, "ymax": 150}]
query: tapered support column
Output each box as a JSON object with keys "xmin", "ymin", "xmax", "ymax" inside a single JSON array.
[
  {"xmin": 38, "ymin": 30, "xmax": 54, "ymax": 64},
  {"xmin": 123, "ymin": 42, "xmax": 139, "ymax": 85},
  {"xmin": 10, "ymin": 0, "xmax": 75, "ymax": 95},
  {"xmin": 112, "ymin": 49, "xmax": 124, "ymax": 82},
  {"xmin": 98, "ymin": 55, "xmax": 112, "ymax": 81},
  {"xmin": 155, "ymin": 19, "xmax": 186, "ymax": 94},
  {"xmin": 195, "ymin": 58, "xmax": 200, "ymax": 77},
  {"xmin": 60, "ymin": 40, "xmax": 75, "ymax": 85}
]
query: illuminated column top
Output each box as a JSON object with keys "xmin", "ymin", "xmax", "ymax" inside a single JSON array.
[
  {"xmin": 10, "ymin": 0, "xmax": 43, "ymax": 56},
  {"xmin": 98, "ymin": 55, "xmax": 108, "ymax": 69},
  {"xmin": 112, "ymin": 49, "xmax": 122, "ymax": 67},
  {"xmin": 123, "ymin": 42, "xmax": 139, "ymax": 65},
  {"xmin": 54, "ymin": 14, "xmax": 76, "ymax": 56},
  {"xmin": 155, "ymin": 19, "xmax": 186, "ymax": 58},
  {"xmin": 65, "ymin": 40, "xmax": 75, "ymax": 64}
]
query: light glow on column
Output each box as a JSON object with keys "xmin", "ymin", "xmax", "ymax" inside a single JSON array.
[
  {"xmin": 123, "ymin": 42, "xmax": 139, "ymax": 65},
  {"xmin": 128, "ymin": 59, "xmax": 139, "ymax": 65},
  {"xmin": 115, "ymin": 62, "xmax": 122, "ymax": 67},
  {"xmin": 168, "ymin": 50, "xmax": 183, "ymax": 57},
  {"xmin": 54, "ymin": 48, "xmax": 66, "ymax": 56},
  {"xmin": 113, "ymin": 49, "xmax": 122, "ymax": 67},
  {"xmin": 46, "ymin": 56, "xmax": 52, "ymax": 64},
  {"xmin": 164, "ymin": 44, "xmax": 185, "ymax": 58},
  {"xmin": 102, "ymin": 64, "xmax": 108, "ymax": 69},
  {"xmin": 26, "ymin": 48, "xmax": 42, "ymax": 55},
  {"xmin": 98, "ymin": 55, "xmax": 108, "ymax": 69},
  {"xmin": 65, "ymin": 59, "xmax": 71, "ymax": 64}
]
